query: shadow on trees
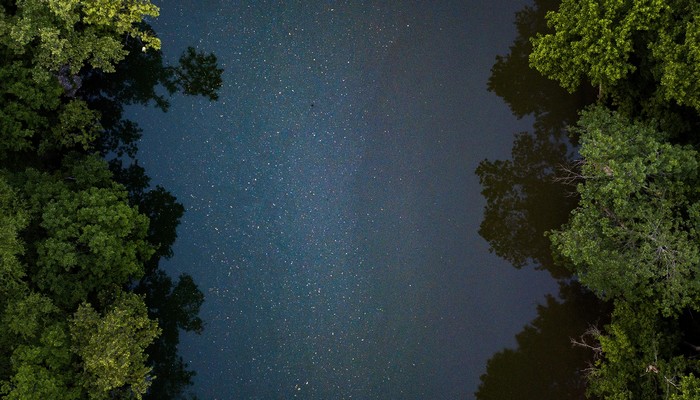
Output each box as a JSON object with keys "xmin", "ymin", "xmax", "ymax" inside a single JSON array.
[
  {"xmin": 475, "ymin": 282, "xmax": 611, "ymax": 400},
  {"xmin": 78, "ymin": 34, "xmax": 222, "ymax": 400},
  {"xmin": 474, "ymin": 1, "xmax": 608, "ymax": 398},
  {"xmin": 477, "ymin": 0, "xmax": 596, "ymax": 279}
]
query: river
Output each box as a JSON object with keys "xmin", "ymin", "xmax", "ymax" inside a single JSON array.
[{"xmin": 130, "ymin": 1, "xmax": 600, "ymax": 398}]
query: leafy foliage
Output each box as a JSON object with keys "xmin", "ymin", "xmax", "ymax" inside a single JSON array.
[
  {"xmin": 530, "ymin": 0, "xmax": 700, "ymax": 120},
  {"xmin": 0, "ymin": 176, "xmax": 27, "ymax": 297},
  {"xmin": 530, "ymin": 0, "xmax": 667, "ymax": 93},
  {"xmin": 71, "ymin": 293, "xmax": 160, "ymax": 399},
  {"xmin": 29, "ymin": 172, "xmax": 153, "ymax": 307},
  {"xmin": 0, "ymin": 60, "xmax": 63, "ymax": 158},
  {"xmin": 585, "ymin": 301, "xmax": 700, "ymax": 400},
  {"xmin": 1, "ymin": 0, "xmax": 160, "ymax": 76},
  {"xmin": 550, "ymin": 106, "xmax": 700, "ymax": 317},
  {"xmin": 543, "ymin": 106, "xmax": 700, "ymax": 399}
]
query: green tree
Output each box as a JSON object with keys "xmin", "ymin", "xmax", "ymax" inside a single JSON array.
[
  {"xmin": 671, "ymin": 374, "xmax": 700, "ymax": 400},
  {"xmin": 0, "ymin": 176, "xmax": 28, "ymax": 378},
  {"xmin": 0, "ymin": 176, "xmax": 27, "ymax": 299},
  {"xmin": 0, "ymin": 0, "xmax": 164, "ymax": 165},
  {"xmin": 15, "ymin": 156, "xmax": 153, "ymax": 308},
  {"xmin": 529, "ymin": 0, "xmax": 700, "ymax": 128},
  {"xmin": 0, "ymin": 60, "xmax": 62, "ymax": 159},
  {"xmin": 1, "ymin": 0, "xmax": 160, "ymax": 77},
  {"xmin": 529, "ymin": 0, "xmax": 666, "ymax": 93},
  {"xmin": 550, "ymin": 106, "xmax": 700, "ymax": 317},
  {"xmin": 0, "ymin": 1, "xmax": 216, "ymax": 397},
  {"xmin": 509, "ymin": 1, "xmax": 700, "ymax": 398},
  {"xmin": 1, "ymin": 315, "xmax": 78, "ymax": 400},
  {"xmin": 584, "ymin": 301, "xmax": 700, "ymax": 400},
  {"xmin": 70, "ymin": 292, "xmax": 161, "ymax": 399},
  {"xmin": 43, "ymin": 99, "xmax": 102, "ymax": 153}
]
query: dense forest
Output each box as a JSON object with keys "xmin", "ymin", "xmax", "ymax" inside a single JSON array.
[
  {"xmin": 0, "ymin": 1, "xmax": 221, "ymax": 398},
  {"xmin": 478, "ymin": 0, "xmax": 700, "ymax": 398}
]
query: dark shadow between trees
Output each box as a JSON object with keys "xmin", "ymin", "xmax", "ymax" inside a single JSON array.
[
  {"xmin": 477, "ymin": 0, "xmax": 596, "ymax": 279},
  {"xmin": 474, "ymin": 1, "xmax": 608, "ymax": 398},
  {"xmin": 476, "ymin": 282, "xmax": 610, "ymax": 400},
  {"xmin": 80, "ymin": 34, "xmax": 223, "ymax": 400}
]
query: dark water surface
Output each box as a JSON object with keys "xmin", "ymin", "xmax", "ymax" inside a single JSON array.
[{"xmin": 130, "ymin": 1, "xmax": 579, "ymax": 398}]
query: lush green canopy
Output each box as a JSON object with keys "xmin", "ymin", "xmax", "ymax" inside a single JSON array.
[
  {"xmin": 550, "ymin": 106, "xmax": 700, "ymax": 316},
  {"xmin": 530, "ymin": 0, "xmax": 700, "ymax": 114}
]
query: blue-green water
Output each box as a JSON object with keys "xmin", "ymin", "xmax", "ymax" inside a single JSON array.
[{"xmin": 131, "ymin": 1, "xmax": 567, "ymax": 398}]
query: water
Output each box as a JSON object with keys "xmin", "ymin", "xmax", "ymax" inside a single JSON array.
[{"xmin": 129, "ymin": 1, "xmax": 599, "ymax": 398}]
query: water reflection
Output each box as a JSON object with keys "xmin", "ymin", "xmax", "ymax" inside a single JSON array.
[
  {"xmin": 81, "ymin": 34, "xmax": 218, "ymax": 399},
  {"xmin": 475, "ymin": 0, "xmax": 608, "ymax": 397},
  {"xmin": 476, "ymin": 282, "xmax": 608, "ymax": 399},
  {"xmin": 477, "ymin": 0, "xmax": 595, "ymax": 279},
  {"xmin": 487, "ymin": 0, "xmax": 592, "ymax": 132}
]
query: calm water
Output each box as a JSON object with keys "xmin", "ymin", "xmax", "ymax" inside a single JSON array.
[{"xmin": 130, "ymin": 1, "xmax": 597, "ymax": 398}]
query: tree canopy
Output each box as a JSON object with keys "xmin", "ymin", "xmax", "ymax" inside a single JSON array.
[
  {"xmin": 530, "ymin": 0, "xmax": 700, "ymax": 133},
  {"xmin": 550, "ymin": 106, "xmax": 700, "ymax": 317},
  {"xmin": 529, "ymin": 0, "xmax": 666, "ymax": 93}
]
